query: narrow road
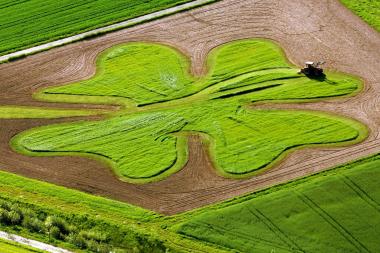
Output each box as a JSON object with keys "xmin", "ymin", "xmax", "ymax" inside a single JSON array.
[
  {"xmin": 0, "ymin": 0, "xmax": 215, "ymax": 63},
  {"xmin": 0, "ymin": 231, "xmax": 72, "ymax": 253}
]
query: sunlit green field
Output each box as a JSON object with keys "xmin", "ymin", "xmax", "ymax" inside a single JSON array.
[
  {"xmin": 176, "ymin": 154, "xmax": 380, "ymax": 253},
  {"xmin": 340, "ymin": 0, "xmax": 380, "ymax": 31},
  {"xmin": 12, "ymin": 39, "xmax": 366, "ymax": 183},
  {"xmin": 0, "ymin": 0, "xmax": 195, "ymax": 55}
]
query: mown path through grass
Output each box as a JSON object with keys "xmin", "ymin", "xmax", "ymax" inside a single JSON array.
[{"xmin": 11, "ymin": 39, "xmax": 367, "ymax": 183}]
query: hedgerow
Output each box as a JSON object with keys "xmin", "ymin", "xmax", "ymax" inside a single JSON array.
[{"xmin": 0, "ymin": 198, "xmax": 169, "ymax": 253}]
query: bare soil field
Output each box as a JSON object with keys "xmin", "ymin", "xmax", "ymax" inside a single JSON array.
[{"xmin": 0, "ymin": 0, "xmax": 379, "ymax": 215}]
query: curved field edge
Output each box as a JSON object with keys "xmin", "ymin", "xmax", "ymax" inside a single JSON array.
[
  {"xmin": 34, "ymin": 39, "xmax": 364, "ymax": 109},
  {"xmin": 339, "ymin": 0, "xmax": 380, "ymax": 31},
  {"xmin": 10, "ymin": 131, "xmax": 189, "ymax": 185},
  {"xmin": 202, "ymin": 109, "xmax": 368, "ymax": 179},
  {"xmin": 9, "ymin": 109, "xmax": 367, "ymax": 181},
  {"xmin": 9, "ymin": 39, "xmax": 367, "ymax": 183},
  {"xmin": 33, "ymin": 41, "xmax": 195, "ymax": 109},
  {"xmin": 33, "ymin": 39, "xmax": 365, "ymax": 110},
  {"xmin": 169, "ymin": 153, "xmax": 380, "ymax": 252}
]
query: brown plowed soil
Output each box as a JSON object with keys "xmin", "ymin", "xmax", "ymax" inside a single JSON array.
[{"xmin": 0, "ymin": 0, "xmax": 379, "ymax": 215}]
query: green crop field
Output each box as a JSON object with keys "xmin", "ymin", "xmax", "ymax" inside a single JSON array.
[
  {"xmin": 0, "ymin": 238, "xmax": 45, "ymax": 253},
  {"xmin": 340, "ymin": 0, "xmax": 380, "ymax": 31},
  {"xmin": 11, "ymin": 39, "xmax": 366, "ymax": 183},
  {"xmin": 176, "ymin": 154, "xmax": 380, "ymax": 253},
  {"xmin": 0, "ymin": 150, "xmax": 379, "ymax": 252},
  {"xmin": 0, "ymin": 0, "xmax": 196, "ymax": 56}
]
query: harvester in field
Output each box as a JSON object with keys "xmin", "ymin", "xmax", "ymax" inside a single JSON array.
[{"xmin": 299, "ymin": 61, "xmax": 325, "ymax": 78}]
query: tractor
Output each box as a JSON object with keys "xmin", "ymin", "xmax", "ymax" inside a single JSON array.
[{"xmin": 299, "ymin": 61, "xmax": 325, "ymax": 78}]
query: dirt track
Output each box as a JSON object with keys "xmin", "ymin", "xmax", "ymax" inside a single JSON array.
[{"xmin": 0, "ymin": 0, "xmax": 379, "ymax": 215}]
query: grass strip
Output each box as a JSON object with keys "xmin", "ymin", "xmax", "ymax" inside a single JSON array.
[
  {"xmin": 0, "ymin": 106, "xmax": 105, "ymax": 119},
  {"xmin": 0, "ymin": 238, "xmax": 46, "ymax": 253},
  {"xmin": 340, "ymin": 0, "xmax": 380, "ymax": 31}
]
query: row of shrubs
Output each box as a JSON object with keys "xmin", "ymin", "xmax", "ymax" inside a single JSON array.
[{"xmin": 0, "ymin": 198, "xmax": 168, "ymax": 252}]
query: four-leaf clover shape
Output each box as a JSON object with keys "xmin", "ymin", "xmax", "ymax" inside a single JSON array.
[{"xmin": 13, "ymin": 39, "xmax": 364, "ymax": 183}]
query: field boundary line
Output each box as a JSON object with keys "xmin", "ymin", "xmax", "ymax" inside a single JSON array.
[
  {"xmin": 0, "ymin": 0, "xmax": 216, "ymax": 63},
  {"xmin": 295, "ymin": 191, "xmax": 371, "ymax": 253},
  {"xmin": 0, "ymin": 231, "xmax": 72, "ymax": 253}
]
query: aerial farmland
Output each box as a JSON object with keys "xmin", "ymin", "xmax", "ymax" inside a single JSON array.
[{"xmin": 0, "ymin": 0, "xmax": 379, "ymax": 252}]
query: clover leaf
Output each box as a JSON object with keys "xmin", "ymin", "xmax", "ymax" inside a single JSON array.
[{"xmin": 13, "ymin": 39, "xmax": 365, "ymax": 183}]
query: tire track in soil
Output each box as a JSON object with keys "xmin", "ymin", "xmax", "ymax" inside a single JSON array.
[{"xmin": 0, "ymin": 0, "xmax": 379, "ymax": 215}]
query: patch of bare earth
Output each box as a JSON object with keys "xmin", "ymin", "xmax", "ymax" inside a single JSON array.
[{"xmin": 0, "ymin": 0, "xmax": 379, "ymax": 214}]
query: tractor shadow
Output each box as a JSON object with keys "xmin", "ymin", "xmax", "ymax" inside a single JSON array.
[
  {"xmin": 303, "ymin": 73, "xmax": 327, "ymax": 82},
  {"xmin": 300, "ymin": 72, "xmax": 341, "ymax": 85}
]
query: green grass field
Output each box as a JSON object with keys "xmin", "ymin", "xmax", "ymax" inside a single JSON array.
[
  {"xmin": 11, "ymin": 39, "xmax": 366, "ymax": 183},
  {"xmin": 0, "ymin": 238, "xmax": 45, "ymax": 253},
  {"xmin": 0, "ymin": 106, "xmax": 103, "ymax": 119},
  {"xmin": 0, "ymin": 0, "xmax": 196, "ymax": 56},
  {"xmin": 340, "ymin": 0, "xmax": 380, "ymax": 31},
  {"xmin": 175, "ymin": 154, "xmax": 380, "ymax": 253}
]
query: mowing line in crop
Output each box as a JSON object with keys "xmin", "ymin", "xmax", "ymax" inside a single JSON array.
[
  {"xmin": 212, "ymin": 83, "xmax": 282, "ymax": 100},
  {"xmin": 226, "ymin": 116, "xmax": 263, "ymax": 133},
  {"xmin": 295, "ymin": 191, "xmax": 370, "ymax": 253},
  {"xmin": 339, "ymin": 174, "xmax": 380, "ymax": 213},
  {"xmin": 245, "ymin": 206, "xmax": 303, "ymax": 252},
  {"xmin": 188, "ymin": 221, "xmax": 294, "ymax": 252}
]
